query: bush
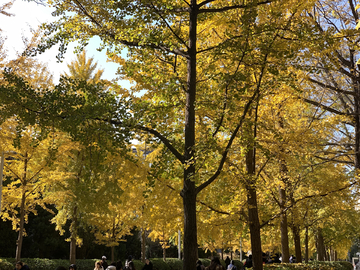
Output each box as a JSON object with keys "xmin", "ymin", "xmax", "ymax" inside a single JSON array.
[{"xmin": 0, "ymin": 259, "xmax": 13, "ymax": 270}]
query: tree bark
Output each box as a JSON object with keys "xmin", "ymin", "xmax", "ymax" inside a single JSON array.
[
  {"xmin": 246, "ymin": 144, "xmax": 263, "ymax": 270},
  {"xmin": 316, "ymin": 228, "xmax": 326, "ymax": 261},
  {"xmin": 70, "ymin": 206, "xmax": 78, "ymax": 264},
  {"xmin": 291, "ymin": 223, "xmax": 302, "ymax": 263},
  {"xmin": 304, "ymin": 226, "xmax": 309, "ymax": 263},
  {"xmin": 279, "ymin": 186, "xmax": 289, "ymax": 263},
  {"xmin": 15, "ymin": 153, "xmax": 28, "ymax": 262},
  {"xmin": 141, "ymin": 229, "xmax": 146, "ymax": 263},
  {"xmin": 15, "ymin": 189, "xmax": 26, "ymax": 262},
  {"xmin": 163, "ymin": 245, "xmax": 166, "ymax": 261},
  {"xmin": 182, "ymin": 1, "xmax": 198, "ymax": 270}
]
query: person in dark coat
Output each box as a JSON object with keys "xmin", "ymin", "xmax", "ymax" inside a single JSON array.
[
  {"xmin": 15, "ymin": 261, "xmax": 30, "ymax": 270},
  {"xmin": 141, "ymin": 259, "xmax": 153, "ymax": 270},
  {"xmin": 225, "ymin": 257, "xmax": 231, "ymax": 269},
  {"xmin": 206, "ymin": 257, "xmax": 225, "ymax": 270},
  {"xmin": 102, "ymin": 256, "xmax": 109, "ymax": 270},
  {"xmin": 244, "ymin": 255, "xmax": 252, "ymax": 269}
]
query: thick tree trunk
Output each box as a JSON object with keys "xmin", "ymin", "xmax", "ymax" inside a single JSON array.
[
  {"xmin": 247, "ymin": 187, "xmax": 263, "ymax": 270},
  {"xmin": 182, "ymin": 181, "xmax": 197, "ymax": 270},
  {"xmin": 182, "ymin": 1, "xmax": 198, "ymax": 270},
  {"xmin": 70, "ymin": 238, "xmax": 76, "ymax": 264},
  {"xmin": 291, "ymin": 224, "xmax": 302, "ymax": 263},
  {"xmin": 279, "ymin": 187, "xmax": 289, "ymax": 264},
  {"xmin": 246, "ymin": 146, "xmax": 263, "ymax": 270},
  {"xmin": 316, "ymin": 228, "xmax": 326, "ymax": 261}
]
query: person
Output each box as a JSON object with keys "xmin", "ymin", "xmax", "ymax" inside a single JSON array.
[
  {"xmin": 243, "ymin": 255, "xmax": 252, "ymax": 269},
  {"xmin": 95, "ymin": 261, "xmax": 104, "ymax": 270},
  {"xmin": 124, "ymin": 256, "xmax": 133, "ymax": 270},
  {"xmin": 289, "ymin": 255, "xmax": 296, "ymax": 263},
  {"xmin": 356, "ymin": 261, "xmax": 360, "ymax": 270},
  {"xmin": 128, "ymin": 261, "xmax": 136, "ymax": 270},
  {"xmin": 227, "ymin": 260, "xmax": 237, "ymax": 270},
  {"xmin": 102, "ymin": 256, "xmax": 109, "ymax": 270},
  {"xmin": 142, "ymin": 259, "xmax": 153, "ymax": 270},
  {"xmin": 69, "ymin": 264, "xmax": 77, "ymax": 270},
  {"xmin": 206, "ymin": 257, "xmax": 225, "ymax": 270},
  {"xmin": 225, "ymin": 257, "xmax": 231, "ymax": 269},
  {"xmin": 197, "ymin": 260, "xmax": 205, "ymax": 270},
  {"xmin": 15, "ymin": 261, "xmax": 30, "ymax": 270},
  {"xmin": 116, "ymin": 260, "xmax": 123, "ymax": 270},
  {"xmin": 106, "ymin": 262, "xmax": 117, "ymax": 270}
]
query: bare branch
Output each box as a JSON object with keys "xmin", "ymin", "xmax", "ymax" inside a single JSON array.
[
  {"xmin": 308, "ymin": 78, "xmax": 355, "ymax": 96},
  {"xmin": 301, "ymin": 97, "xmax": 352, "ymax": 116}
]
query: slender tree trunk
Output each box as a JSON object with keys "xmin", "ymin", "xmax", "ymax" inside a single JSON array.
[
  {"xmin": 304, "ymin": 226, "xmax": 309, "ymax": 263},
  {"xmin": 70, "ymin": 206, "xmax": 78, "ymax": 264},
  {"xmin": 15, "ymin": 189, "xmax": 26, "ymax": 262},
  {"xmin": 15, "ymin": 154, "xmax": 28, "ymax": 262},
  {"xmin": 163, "ymin": 245, "xmax": 166, "ymax": 261},
  {"xmin": 141, "ymin": 229, "xmax": 146, "ymax": 262},
  {"xmin": 182, "ymin": 1, "xmax": 198, "ymax": 270},
  {"xmin": 279, "ymin": 186, "xmax": 289, "ymax": 264}
]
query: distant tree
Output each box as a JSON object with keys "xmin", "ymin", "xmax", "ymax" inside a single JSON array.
[{"xmin": 63, "ymin": 50, "xmax": 104, "ymax": 84}]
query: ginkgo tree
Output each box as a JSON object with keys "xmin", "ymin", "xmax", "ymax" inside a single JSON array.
[
  {"xmin": 3, "ymin": 0, "xmax": 322, "ymax": 269},
  {"xmin": 0, "ymin": 120, "xmax": 76, "ymax": 261}
]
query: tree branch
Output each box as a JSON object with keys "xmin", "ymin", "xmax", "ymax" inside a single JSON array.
[{"xmin": 198, "ymin": 0, "xmax": 275, "ymax": 13}]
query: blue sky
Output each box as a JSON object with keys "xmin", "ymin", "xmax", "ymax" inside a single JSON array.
[{"xmin": 2, "ymin": 0, "xmax": 127, "ymax": 86}]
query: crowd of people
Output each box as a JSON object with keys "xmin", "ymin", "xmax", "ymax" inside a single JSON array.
[
  {"xmin": 15, "ymin": 252, "xmax": 292, "ymax": 270},
  {"xmin": 90, "ymin": 255, "xmax": 153, "ymax": 270},
  {"xmin": 14, "ymin": 255, "xmax": 153, "ymax": 270}
]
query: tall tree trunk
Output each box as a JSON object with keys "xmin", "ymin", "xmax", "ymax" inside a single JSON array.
[
  {"xmin": 316, "ymin": 228, "xmax": 326, "ymax": 261},
  {"xmin": 70, "ymin": 206, "xmax": 78, "ymax": 264},
  {"xmin": 304, "ymin": 226, "xmax": 309, "ymax": 263},
  {"xmin": 279, "ymin": 186, "xmax": 289, "ymax": 263},
  {"xmin": 278, "ymin": 116, "xmax": 290, "ymax": 264},
  {"xmin": 182, "ymin": 1, "xmax": 198, "ymax": 270}
]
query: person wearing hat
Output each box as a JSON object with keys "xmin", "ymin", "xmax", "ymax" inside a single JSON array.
[
  {"xmin": 102, "ymin": 256, "xmax": 108, "ymax": 270},
  {"xmin": 69, "ymin": 264, "xmax": 77, "ymax": 270}
]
